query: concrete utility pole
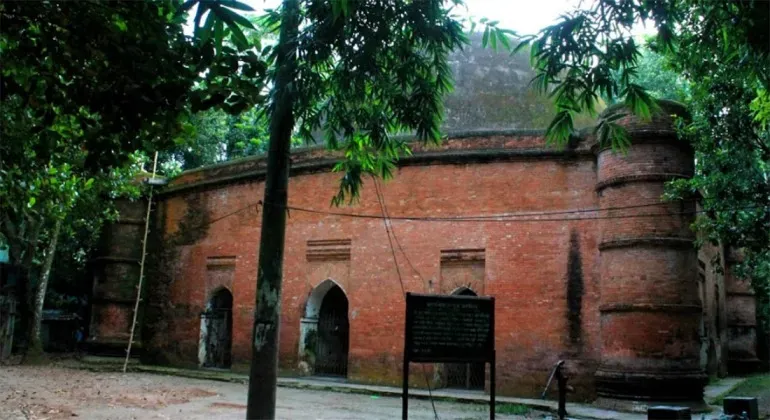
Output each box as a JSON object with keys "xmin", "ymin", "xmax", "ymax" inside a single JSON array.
[{"xmin": 245, "ymin": 0, "xmax": 299, "ymax": 418}]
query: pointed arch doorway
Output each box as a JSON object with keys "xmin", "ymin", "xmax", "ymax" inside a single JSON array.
[
  {"xmin": 445, "ymin": 287, "xmax": 485, "ymax": 390},
  {"xmin": 300, "ymin": 280, "xmax": 349, "ymax": 377},
  {"xmin": 199, "ymin": 287, "xmax": 233, "ymax": 369}
]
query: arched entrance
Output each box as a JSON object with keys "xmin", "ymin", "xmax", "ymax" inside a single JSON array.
[
  {"xmin": 316, "ymin": 285, "xmax": 349, "ymax": 376},
  {"xmin": 199, "ymin": 287, "xmax": 232, "ymax": 369},
  {"xmin": 445, "ymin": 287, "xmax": 485, "ymax": 390},
  {"xmin": 299, "ymin": 280, "xmax": 349, "ymax": 377}
]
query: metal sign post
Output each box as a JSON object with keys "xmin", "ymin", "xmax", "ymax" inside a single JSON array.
[{"xmin": 402, "ymin": 293, "xmax": 495, "ymax": 420}]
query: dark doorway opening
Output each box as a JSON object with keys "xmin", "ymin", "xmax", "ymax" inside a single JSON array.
[
  {"xmin": 201, "ymin": 288, "xmax": 232, "ymax": 369},
  {"xmin": 445, "ymin": 287, "xmax": 486, "ymax": 390},
  {"xmin": 315, "ymin": 285, "xmax": 349, "ymax": 377}
]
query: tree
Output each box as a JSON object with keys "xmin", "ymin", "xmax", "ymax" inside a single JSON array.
[
  {"xmin": 230, "ymin": 0, "xmax": 514, "ymax": 417},
  {"xmin": 626, "ymin": 46, "xmax": 689, "ymax": 103},
  {"xmin": 0, "ymin": 0, "xmax": 266, "ymax": 357},
  {"xmin": 160, "ymin": 106, "xmax": 303, "ymax": 173},
  {"xmin": 517, "ymin": 0, "xmax": 769, "ymax": 324}
]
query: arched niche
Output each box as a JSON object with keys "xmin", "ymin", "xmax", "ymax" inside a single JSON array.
[
  {"xmin": 450, "ymin": 286, "xmax": 476, "ymax": 297},
  {"xmin": 444, "ymin": 286, "xmax": 485, "ymax": 390},
  {"xmin": 198, "ymin": 287, "xmax": 233, "ymax": 369},
  {"xmin": 298, "ymin": 279, "xmax": 349, "ymax": 377}
]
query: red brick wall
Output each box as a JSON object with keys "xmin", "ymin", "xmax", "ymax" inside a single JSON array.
[{"xmin": 147, "ymin": 134, "xmax": 604, "ymax": 399}]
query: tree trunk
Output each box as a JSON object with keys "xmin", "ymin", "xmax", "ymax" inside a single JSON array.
[
  {"xmin": 245, "ymin": 1, "xmax": 299, "ymax": 419},
  {"xmin": 25, "ymin": 218, "xmax": 62, "ymax": 361}
]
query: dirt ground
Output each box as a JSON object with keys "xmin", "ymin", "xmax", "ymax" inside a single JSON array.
[{"xmin": 0, "ymin": 365, "xmax": 544, "ymax": 420}]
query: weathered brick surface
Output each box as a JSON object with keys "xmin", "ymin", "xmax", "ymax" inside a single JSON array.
[
  {"xmin": 597, "ymin": 143, "xmax": 693, "ymax": 183},
  {"xmin": 146, "ymin": 134, "xmax": 604, "ymax": 400},
  {"xmin": 594, "ymin": 107, "xmax": 706, "ymax": 402},
  {"xmin": 93, "ymin": 114, "xmax": 738, "ymax": 402},
  {"xmin": 599, "ymin": 247, "xmax": 699, "ymax": 306},
  {"xmin": 88, "ymin": 196, "xmax": 147, "ymax": 349},
  {"xmin": 92, "ymin": 263, "xmax": 140, "ymax": 301},
  {"xmin": 89, "ymin": 304, "xmax": 132, "ymax": 342},
  {"xmin": 598, "ymin": 183, "xmax": 694, "ymax": 242}
]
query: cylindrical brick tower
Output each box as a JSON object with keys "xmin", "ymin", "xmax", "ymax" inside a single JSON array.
[
  {"xmin": 88, "ymin": 197, "xmax": 146, "ymax": 354},
  {"xmin": 594, "ymin": 101, "xmax": 707, "ymax": 403},
  {"xmin": 724, "ymin": 247, "xmax": 762, "ymax": 373}
]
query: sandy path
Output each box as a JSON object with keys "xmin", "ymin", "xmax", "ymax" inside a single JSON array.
[{"xmin": 0, "ymin": 365, "xmax": 539, "ymax": 419}]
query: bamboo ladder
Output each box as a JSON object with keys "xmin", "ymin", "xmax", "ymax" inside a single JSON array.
[{"xmin": 123, "ymin": 152, "xmax": 158, "ymax": 373}]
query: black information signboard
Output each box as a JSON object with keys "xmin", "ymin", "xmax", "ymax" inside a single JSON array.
[
  {"xmin": 402, "ymin": 293, "xmax": 496, "ymax": 420},
  {"xmin": 406, "ymin": 293, "xmax": 494, "ymax": 363}
]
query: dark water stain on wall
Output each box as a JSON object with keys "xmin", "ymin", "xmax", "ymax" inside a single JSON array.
[{"xmin": 567, "ymin": 230, "xmax": 584, "ymax": 347}]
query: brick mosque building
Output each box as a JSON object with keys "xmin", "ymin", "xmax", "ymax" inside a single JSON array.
[{"xmin": 87, "ymin": 101, "xmax": 767, "ymax": 406}]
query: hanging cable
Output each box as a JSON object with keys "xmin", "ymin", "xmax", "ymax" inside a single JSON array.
[
  {"xmin": 261, "ymin": 200, "xmax": 767, "ymax": 224},
  {"xmin": 372, "ymin": 177, "xmax": 440, "ymax": 420},
  {"xmin": 373, "ymin": 179, "xmax": 425, "ymax": 284},
  {"xmin": 165, "ymin": 196, "xmax": 767, "ymax": 242}
]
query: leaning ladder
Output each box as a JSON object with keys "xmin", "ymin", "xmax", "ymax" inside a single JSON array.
[{"xmin": 123, "ymin": 152, "xmax": 158, "ymax": 373}]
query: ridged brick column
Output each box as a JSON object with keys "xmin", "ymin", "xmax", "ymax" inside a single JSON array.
[
  {"xmin": 724, "ymin": 248, "xmax": 762, "ymax": 373},
  {"xmin": 88, "ymin": 197, "xmax": 146, "ymax": 353},
  {"xmin": 594, "ymin": 101, "xmax": 707, "ymax": 402}
]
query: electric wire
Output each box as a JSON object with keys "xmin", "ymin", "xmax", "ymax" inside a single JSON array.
[
  {"xmin": 373, "ymin": 180, "xmax": 425, "ymax": 283},
  {"xmin": 373, "ymin": 178, "xmax": 406, "ymax": 297},
  {"xmin": 372, "ymin": 178, "xmax": 440, "ymax": 420},
  {"xmin": 165, "ymin": 188, "xmax": 767, "ymax": 419},
  {"xmin": 169, "ymin": 196, "xmax": 767, "ymax": 243},
  {"xmin": 274, "ymin": 200, "xmax": 693, "ymax": 222},
  {"xmin": 264, "ymin": 200, "xmax": 769, "ymax": 223},
  {"xmin": 203, "ymin": 196, "xmax": 695, "ymax": 229}
]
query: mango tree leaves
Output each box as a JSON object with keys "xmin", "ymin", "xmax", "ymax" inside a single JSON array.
[{"xmin": 526, "ymin": 0, "xmax": 770, "ymax": 307}]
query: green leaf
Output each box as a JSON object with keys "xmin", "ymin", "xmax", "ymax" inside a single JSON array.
[
  {"xmin": 331, "ymin": 0, "xmax": 349, "ymax": 20},
  {"xmin": 225, "ymin": 19, "xmax": 250, "ymax": 49},
  {"xmin": 178, "ymin": 0, "xmax": 198, "ymax": 13},
  {"xmin": 192, "ymin": 1, "xmax": 207, "ymax": 33},
  {"xmin": 114, "ymin": 18, "xmax": 128, "ymax": 32},
  {"xmin": 199, "ymin": 10, "xmax": 216, "ymax": 43},
  {"xmin": 544, "ymin": 110, "xmax": 574, "ymax": 146},
  {"xmin": 490, "ymin": 27, "xmax": 497, "ymax": 50},
  {"xmin": 512, "ymin": 38, "xmax": 532, "ymax": 55},
  {"xmin": 623, "ymin": 83, "xmax": 659, "ymax": 120},
  {"xmin": 214, "ymin": 19, "xmax": 224, "ymax": 51},
  {"xmin": 27, "ymin": 197, "xmax": 36, "ymax": 208},
  {"xmin": 220, "ymin": 0, "xmax": 255, "ymax": 12},
  {"xmin": 496, "ymin": 29, "xmax": 510, "ymax": 50},
  {"xmin": 482, "ymin": 26, "xmax": 489, "ymax": 48},
  {"xmin": 213, "ymin": 5, "xmax": 256, "ymax": 30},
  {"xmin": 596, "ymin": 119, "xmax": 631, "ymax": 152}
]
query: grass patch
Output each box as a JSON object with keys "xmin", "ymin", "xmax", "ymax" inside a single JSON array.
[
  {"xmin": 726, "ymin": 374, "xmax": 770, "ymax": 398},
  {"xmin": 712, "ymin": 373, "xmax": 770, "ymax": 407},
  {"xmin": 496, "ymin": 403, "xmax": 530, "ymax": 415}
]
